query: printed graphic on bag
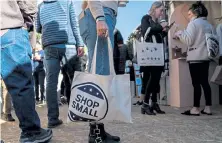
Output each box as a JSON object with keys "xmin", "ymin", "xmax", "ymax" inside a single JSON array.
[{"xmin": 68, "ymin": 82, "xmax": 108, "ymax": 122}]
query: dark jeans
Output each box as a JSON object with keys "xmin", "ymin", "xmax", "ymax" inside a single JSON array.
[
  {"xmin": 189, "ymin": 62, "xmax": 212, "ymax": 107},
  {"xmin": 33, "ymin": 70, "xmax": 45, "ymax": 101},
  {"xmin": 1, "ymin": 28, "xmax": 40, "ymax": 132},
  {"xmin": 141, "ymin": 66, "xmax": 163, "ymax": 104},
  {"xmin": 44, "ymin": 47, "xmax": 83, "ymax": 122}
]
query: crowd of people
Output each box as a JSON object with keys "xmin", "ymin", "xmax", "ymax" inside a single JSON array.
[{"xmin": 1, "ymin": 0, "xmax": 222, "ymax": 143}]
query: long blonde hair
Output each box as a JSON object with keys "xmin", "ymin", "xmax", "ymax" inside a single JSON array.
[
  {"xmin": 149, "ymin": 1, "xmax": 163, "ymax": 17},
  {"xmin": 82, "ymin": 0, "xmax": 88, "ymax": 10}
]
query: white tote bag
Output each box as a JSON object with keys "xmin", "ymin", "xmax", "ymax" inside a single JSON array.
[
  {"xmin": 136, "ymin": 27, "xmax": 165, "ymax": 66},
  {"xmin": 205, "ymin": 33, "xmax": 220, "ymax": 61},
  {"xmin": 67, "ymin": 38, "xmax": 132, "ymax": 123}
]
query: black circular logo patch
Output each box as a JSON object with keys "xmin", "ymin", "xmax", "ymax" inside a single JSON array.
[{"xmin": 68, "ymin": 82, "xmax": 108, "ymax": 122}]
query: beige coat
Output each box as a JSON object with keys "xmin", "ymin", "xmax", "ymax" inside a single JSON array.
[{"xmin": 86, "ymin": 0, "xmax": 128, "ymax": 20}]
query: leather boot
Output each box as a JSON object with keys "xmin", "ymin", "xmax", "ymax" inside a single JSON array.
[
  {"xmin": 89, "ymin": 122, "xmax": 120, "ymax": 143},
  {"xmin": 151, "ymin": 102, "xmax": 165, "ymax": 114},
  {"xmin": 141, "ymin": 102, "xmax": 156, "ymax": 115}
]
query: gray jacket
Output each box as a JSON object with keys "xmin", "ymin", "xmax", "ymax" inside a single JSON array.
[
  {"xmin": 178, "ymin": 17, "xmax": 214, "ymax": 62},
  {"xmin": 0, "ymin": 0, "xmax": 37, "ymax": 30}
]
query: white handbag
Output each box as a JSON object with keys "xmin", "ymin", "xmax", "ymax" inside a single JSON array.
[
  {"xmin": 205, "ymin": 32, "xmax": 220, "ymax": 61},
  {"xmin": 136, "ymin": 27, "xmax": 165, "ymax": 66},
  {"xmin": 67, "ymin": 37, "xmax": 132, "ymax": 123}
]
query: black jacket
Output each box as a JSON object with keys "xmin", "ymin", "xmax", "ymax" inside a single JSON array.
[{"xmin": 141, "ymin": 15, "xmax": 166, "ymax": 43}]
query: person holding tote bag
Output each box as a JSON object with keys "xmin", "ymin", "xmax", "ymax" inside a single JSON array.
[
  {"xmin": 174, "ymin": 2, "xmax": 213, "ymax": 116},
  {"xmin": 79, "ymin": 0, "xmax": 128, "ymax": 143},
  {"xmin": 140, "ymin": 1, "xmax": 168, "ymax": 115}
]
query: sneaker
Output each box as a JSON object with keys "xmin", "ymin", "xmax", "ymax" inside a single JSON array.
[
  {"xmin": 2, "ymin": 114, "xmax": 15, "ymax": 122},
  {"xmin": 48, "ymin": 119, "xmax": 63, "ymax": 128},
  {"xmin": 19, "ymin": 128, "xmax": 52, "ymax": 143}
]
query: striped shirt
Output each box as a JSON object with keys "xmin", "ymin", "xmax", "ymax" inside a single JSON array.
[{"xmin": 36, "ymin": 0, "xmax": 84, "ymax": 48}]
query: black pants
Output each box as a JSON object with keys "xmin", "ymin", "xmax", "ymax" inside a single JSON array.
[
  {"xmin": 60, "ymin": 78, "xmax": 65, "ymax": 96},
  {"xmin": 189, "ymin": 62, "xmax": 212, "ymax": 107},
  {"xmin": 33, "ymin": 70, "xmax": 45, "ymax": 101},
  {"xmin": 141, "ymin": 66, "xmax": 163, "ymax": 104}
]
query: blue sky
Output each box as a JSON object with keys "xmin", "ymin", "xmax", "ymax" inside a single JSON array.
[
  {"xmin": 116, "ymin": 1, "xmax": 153, "ymax": 41},
  {"xmin": 37, "ymin": 0, "xmax": 153, "ymax": 42}
]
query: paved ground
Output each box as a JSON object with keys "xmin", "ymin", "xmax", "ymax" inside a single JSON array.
[{"xmin": 1, "ymin": 101, "xmax": 222, "ymax": 143}]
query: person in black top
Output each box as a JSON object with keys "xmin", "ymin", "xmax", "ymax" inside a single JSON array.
[{"xmin": 140, "ymin": 1, "xmax": 168, "ymax": 115}]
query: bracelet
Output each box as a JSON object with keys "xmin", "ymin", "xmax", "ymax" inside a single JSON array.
[{"xmin": 96, "ymin": 16, "xmax": 105, "ymax": 22}]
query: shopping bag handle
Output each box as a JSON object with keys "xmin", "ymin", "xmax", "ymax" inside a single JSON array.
[
  {"xmin": 143, "ymin": 27, "xmax": 157, "ymax": 43},
  {"xmin": 91, "ymin": 36, "xmax": 116, "ymax": 75}
]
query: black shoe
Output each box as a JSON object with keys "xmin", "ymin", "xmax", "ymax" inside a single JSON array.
[
  {"xmin": 181, "ymin": 110, "xmax": 200, "ymax": 116},
  {"xmin": 151, "ymin": 103, "xmax": 165, "ymax": 114},
  {"xmin": 133, "ymin": 101, "xmax": 143, "ymax": 106},
  {"xmin": 2, "ymin": 114, "xmax": 15, "ymax": 122},
  {"xmin": 48, "ymin": 119, "xmax": 63, "ymax": 128},
  {"xmin": 89, "ymin": 122, "xmax": 120, "ymax": 143},
  {"xmin": 141, "ymin": 103, "xmax": 156, "ymax": 115},
  {"xmin": 201, "ymin": 110, "xmax": 212, "ymax": 115},
  {"xmin": 19, "ymin": 128, "xmax": 52, "ymax": 143}
]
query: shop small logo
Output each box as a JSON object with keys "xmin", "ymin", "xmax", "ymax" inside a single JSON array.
[{"xmin": 68, "ymin": 82, "xmax": 108, "ymax": 122}]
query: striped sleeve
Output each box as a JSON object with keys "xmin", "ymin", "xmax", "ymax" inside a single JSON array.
[
  {"xmin": 69, "ymin": 0, "xmax": 84, "ymax": 47},
  {"xmin": 36, "ymin": 4, "xmax": 42, "ymax": 33}
]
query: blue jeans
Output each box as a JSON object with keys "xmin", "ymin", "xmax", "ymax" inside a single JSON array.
[
  {"xmin": 1, "ymin": 28, "xmax": 41, "ymax": 132},
  {"xmin": 79, "ymin": 8, "xmax": 116, "ymax": 75},
  {"xmin": 44, "ymin": 46, "xmax": 83, "ymax": 122}
]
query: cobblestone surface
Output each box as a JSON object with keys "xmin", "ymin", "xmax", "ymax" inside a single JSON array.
[{"xmin": 1, "ymin": 102, "xmax": 222, "ymax": 143}]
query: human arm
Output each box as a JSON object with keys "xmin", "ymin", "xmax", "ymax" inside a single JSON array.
[{"xmin": 17, "ymin": 0, "xmax": 37, "ymax": 31}]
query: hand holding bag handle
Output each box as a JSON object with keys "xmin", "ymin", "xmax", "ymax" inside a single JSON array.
[{"xmin": 91, "ymin": 36, "xmax": 116, "ymax": 75}]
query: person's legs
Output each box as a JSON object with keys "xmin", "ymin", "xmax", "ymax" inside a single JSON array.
[
  {"xmin": 199, "ymin": 62, "xmax": 212, "ymax": 114},
  {"xmin": 33, "ymin": 71, "xmax": 40, "ymax": 102},
  {"xmin": 151, "ymin": 84, "xmax": 160, "ymax": 103},
  {"xmin": 1, "ymin": 29, "xmax": 40, "ymax": 131},
  {"xmin": 140, "ymin": 67, "xmax": 150, "ymax": 102},
  {"xmin": 80, "ymin": 8, "xmax": 119, "ymax": 143},
  {"xmin": 182, "ymin": 63, "xmax": 201, "ymax": 115},
  {"xmin": 1, "ymin": 80, "xmax": 15, "ymax": 121},
  {"xmin": 38, "ymin": 70, "xmax": 46, "ymax": 102},
  {"xmin": 60, "ymin": 77, "xmax": 65, "ymax": 96},
  {"xmin": 143, "ymin": 67, "xmax": 162, "ymax": 104},
  {"xmin": 149, "ymin": 68, "xmax": 165, "ymax": 114},
  {"xmin": 1, "ymin": 28, "xmax": 52, "ymax": 142},
  {"xmin": 80, "ymin": 9, "xmax": 116, "ymax": 75},
  {"xmin": 142, "ymin": 67, "xmax": 163, "ymax": 115},
  {"xmin": 189, "ymin": 63, "xmax": 202, "ymax": 108},
  {"xmin": 44, "ymin": 47, "xmax": 62, "ymax": 126}
]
